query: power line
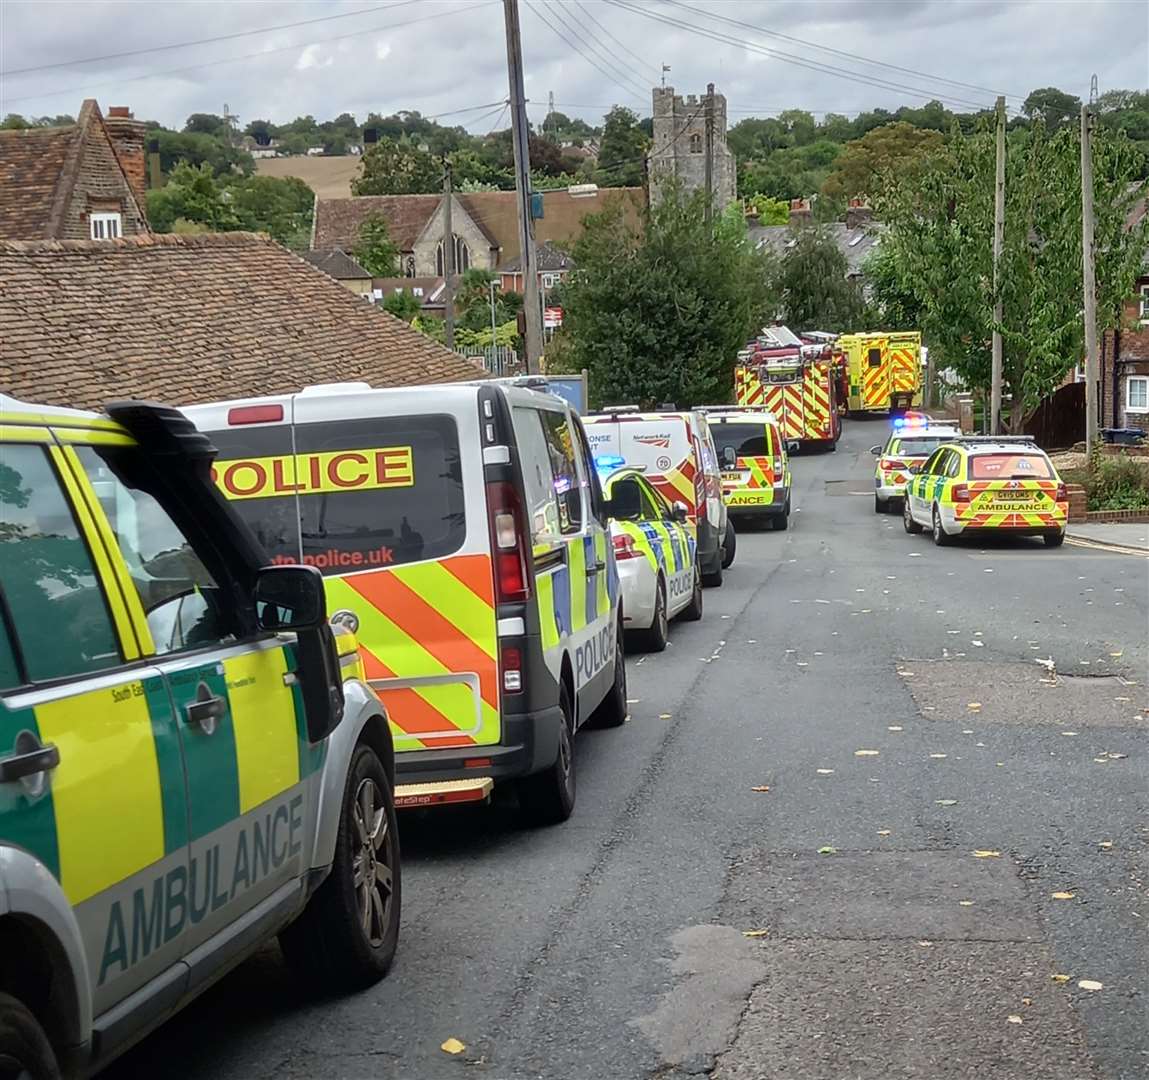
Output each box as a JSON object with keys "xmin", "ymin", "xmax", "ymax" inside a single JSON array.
[
  {"xmin": 2, "ymin": 2, "xmax": 495, "ymax": 105},
  {"xmin": 2, "ymin": 0, "xmax": 421, "ymax": 77},
  {"xmin": 523, "ymin": 0, "xmax": 646, "ymax": 106},
  {"xmin": 660, "ymin": 0, "xmax": 1021, "ymax": 104},
  {"xmin": 569, "ymin": 0, "xmax": 662, "ymax": 84},
  {"xmin": 603, "ymin": 0, "xmax": 999, "ymax": 114},
  {"xmin": 543, "ymin": 1, "xmax": 651, "ymax": 101}
]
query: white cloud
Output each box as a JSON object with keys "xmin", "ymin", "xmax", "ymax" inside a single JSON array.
[{"xmin": 375, "ymin": 40, "xmax": 392, "ymax": 62}]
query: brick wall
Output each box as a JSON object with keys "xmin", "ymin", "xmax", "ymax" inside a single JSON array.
[
  {"xmin": 1101, "ymin": 275, "xmax": 1149, "ymax": 430},
  {"xmin": 61, "ymin": 120, "xmax": 147, "ymax": 240},
  {"xmin": 104, "ymin": 107, "xmax": 149, "ymax": 211}
]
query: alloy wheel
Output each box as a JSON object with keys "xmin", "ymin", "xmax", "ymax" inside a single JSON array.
[{"xmin": 352, "ymin": 777, "xmax": 394, "ymax": 947}]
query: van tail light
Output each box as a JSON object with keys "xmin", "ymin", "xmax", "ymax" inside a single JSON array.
[
  {"xmin": 772, "ymin": 456, "xmax": 782, "ymax": 476},
  {"xmin": 612, "ymin": 533, "xmax": 643, "ymax": 560},
  {"xmin": 952, "ymin": 484, "xmax": 971, "ymax": 503},
  {"xmin": 1055, "ymin": 482, "xmax": 1068, "ymax": 501},
  {"xmin": 485, "ymin": 480, "xmax": 530, "ymax": 602},
  {"xmin": 228, "ymin": 404, "xmax": 284, "ymax": 425},
  {"xmin": 500, "ymin": 644, "xmax": 523, "ymax": 694}
]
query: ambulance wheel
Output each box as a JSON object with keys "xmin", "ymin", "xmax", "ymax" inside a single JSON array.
[
  {"xmin": 279, "ymin": 744, "xmax": 400, "ymax": 991},
  {"xmin": 931, "ymin": 505, "xmax": 952, "ymax": 547},
  {"xmin": 721, "ymin": 523, "xmax": 736, "ymax": 568},
  {"xmin": 588, "ymin": 619, "xmax": 628, "ymax": 728},
  {"xmin": 903, "ymin": 498, "xmax": 922, "ymax": 533},
  {"xmin": 1044, "ymin": 531, "xmax": 1066, "ymax": 548},
  {"xmin": 874, "ymin": 495, "xmax": 884, "ymax": 514},
  {"xmin": 771, "ymin": 508, "xmax": 789, "ymax": 531},
  {"xmin": 0, "ymin": 993, "xmax": 61, "ymax": 1080},
  {"xmin": 519, "ymin": 682, "xmax": 576, "ymax": 825},
  {"xmin": 633, "ymin": 578, "xmax": 670, "ymax": 651},
  {"xmin": 681, "ymin": 565, "xmax": 704, "ymax": 621}
]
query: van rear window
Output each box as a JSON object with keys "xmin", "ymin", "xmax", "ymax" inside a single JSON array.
[
  {"xmin": 209, "ymin": 415, "xmax": 465, "ymax": 573},
  {"xmin": 711, "ymin": 422, "xmax": 772, "ymax": 458}
]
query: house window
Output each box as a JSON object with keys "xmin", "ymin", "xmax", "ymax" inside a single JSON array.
[
  {"xmin": 689, "ymin": 133, "xmax": 702, "ymax": 154},
  {"xmin": 541, "ymin": 273, "xmax": 557, "ymax": 289},
  {"xmin": 89, "ymin": 212, "xmax": 122, "ymax": 240},
  {"xmin": 1139, "ymin": 283, "xmax": 1149, "ymax": 323},
  {"xmin": 436, "ymin": 236, "xmax": 470, "ymax": 276},
  {"xmin": 1127, "ymin": 375, "xmax": 1149, "ymax": 413}
]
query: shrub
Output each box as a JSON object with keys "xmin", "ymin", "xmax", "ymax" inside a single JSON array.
[{"xmin": 1085, "ymin": 453, "xmax": 1149, "ymax": 511}]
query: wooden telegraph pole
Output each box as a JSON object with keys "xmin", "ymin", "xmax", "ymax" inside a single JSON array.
[
  {"xmin": 703, "ymin": 82, "xmax": 715, "ymax": 228},
  {"xmin": 442, "ymin": 158, "xmax": 455, "ymax": 352},
  {"xmin": 990, "ymin": 95, "xmax": 1006, "ymax": 435},
  {"xmin": 1081, "ymin": 102, "xmax": 1100, "ymax": 457}
]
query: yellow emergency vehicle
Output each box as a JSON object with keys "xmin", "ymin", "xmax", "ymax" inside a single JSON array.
[
  {"xmin": 902, "ymin": 436, "xmax": 1069, "ymax": 547},
  {"xmin": 839, "ymin": 331, "xmax": 923, "ymax": 415},
  {"xmin": 0, "ymin": 396, "xmax": 399, "ymax": 1078},
  {"xmin": 703, "ymin": 407, "xmax": 794, "ymax": 531}
]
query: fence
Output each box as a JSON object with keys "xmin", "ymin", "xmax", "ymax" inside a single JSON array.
[{"xmin": 466, "ymin": 346, "xmax": 521, "ymax": 377}]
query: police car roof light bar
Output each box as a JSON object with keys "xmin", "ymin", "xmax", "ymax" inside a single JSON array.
[{"xmin": 601, "ymin": 404, "xmax": 641, "ymax": 413}]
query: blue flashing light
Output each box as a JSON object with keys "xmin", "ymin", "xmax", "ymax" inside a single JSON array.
[{"xmin": 594, "ymin": 454, "xmax": 627, "ymax": 473}]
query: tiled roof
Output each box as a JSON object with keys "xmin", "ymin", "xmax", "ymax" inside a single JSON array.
[
  {"xmin": 299, "ymin": 246, "xmax": 372, "ymax": 279},
  {"xmin": 498, "ymin": 240, "xmax": 574, "ymax": 273},
  {"xmin": 0, "ymin": 126, "xmax": 78, "ymax": 238},
  {"xmin": 314, "ymin": 187, "xmax": 645, "ymax": 265},
  {"xmin": 0, "ymin": 232, "xmax": 484, "ymax": 412},
  {"xmin": 750, "ymin": 222, "xmax": 882, "ymax": 277}
]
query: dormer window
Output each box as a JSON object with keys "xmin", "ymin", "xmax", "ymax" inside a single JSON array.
[{"xmin": 90, "ymin": 212, "xmax": 122, "ymax": 240}]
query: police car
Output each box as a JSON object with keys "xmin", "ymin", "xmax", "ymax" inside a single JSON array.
[
  {"xmin": 704, "ymin": 406, "xmax": 794, "ymax": 532},
  {"xmin": 871, "ymin": 415, "xmax": 962, "ymax": 513},
  {"xmin": 183, "ymin": 381, "xmax": 626, "ymax": 828},
  {"xmin": 596, "ymin": 459, "xmax": 702, "ymax": 650},
  {"xmin": 0, "ymin": 396, "xmax": 399, "ymax": 1079},
  {"xmin": 902, "ymin": 436, "xmax": 1069, "ymax": 546}
]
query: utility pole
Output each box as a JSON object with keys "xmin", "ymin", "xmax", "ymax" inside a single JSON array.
[
  {"xmin": 703, "ymin": 82, "xmax": 715, "ymax": 228},
  {"xmin": 990, "ymin": 95, "xmax": 1006, "ymax": 435},
  {"xmin": 503, "ymin": 0, "xmax": 542, "ymax": 373},
  {"xmin": 489, "ymin": 279, "xmax": 499, "ymax": 372},
  {"xmin": 1081, "ymin": 102, "xmax": 1100, "ymax": 457},
  {"xmin": 546, "ymin": 90, "xmax": 555, "ymax": 140},
  {"xmin": 442, "ymin": 158, "xmax": 455, "ymax": 352},
  {"xmin": 661, "ymin": 63, "xmax": 670, "ymax": 89}
]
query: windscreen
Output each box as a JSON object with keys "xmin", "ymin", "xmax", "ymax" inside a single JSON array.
[
  {"xmin": 209, "ymin": 415, "xmax": 465, "ymax": 573},
  {"xmin": 711, "ymin": 423, "xmax": 771, "ymax": 459},
  {"xmin": 890, "ymin": 436, "xmax": 952, "ymax": 457},
  {"xmin": 968, "ymin": 453, "xmax": 1054, "ymax": 480}
]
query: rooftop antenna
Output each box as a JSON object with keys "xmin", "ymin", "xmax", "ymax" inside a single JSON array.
[
  {"xmin": 661, "ymin": 64, "xmax": 670, "ymax": 89},
  {"xmin": 1089, "ymin": 73, "xmax": 1098, "ymax": 105}
]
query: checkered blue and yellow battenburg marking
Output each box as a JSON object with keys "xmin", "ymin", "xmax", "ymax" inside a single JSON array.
[{"xmin": 535, "ymin": 532, "xmax": 619, "ymax": 653}]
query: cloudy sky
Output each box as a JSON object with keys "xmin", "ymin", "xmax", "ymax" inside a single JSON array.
[{"xmin": 1, "ymin": 0, "xmax": 1146, "ymax": 132}]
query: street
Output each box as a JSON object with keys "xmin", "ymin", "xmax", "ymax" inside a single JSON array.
[{"xmin": 111, "ymin": 417, "xmax": 1148, "ymax": 1080}]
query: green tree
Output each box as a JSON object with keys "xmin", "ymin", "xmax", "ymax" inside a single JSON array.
[
  {"xmin": 184, "ymin": 112, "xmax": 231, "ymax": 137},
  {"xmin": 594, "ymin": 106, "xmax": 648, "ymax": 188},
  {"xmin": 383, "ymin": 290, "xmax": 421, "ymax": 321},
  {"xmin": 1021, "ymin": 87, "xmax": 1082, "ymax": 132},
  {"xmin": 772, "ymin": 224, "xmax": 864, "ymax": 332},
  {"xmin": 1, "ymin": 114, "xmax": 30, "ymax": 129},
  {"xmin": 750, "ymin": 195, "xmax": 790, "ymax": 224},
  {"xmin": 554, "ymin": 187, "xmax": 775, "ymax": 408},
  {"xmin": 153, "ymin": 129, "xmax": 253, "ymax": 177},
  {"xmin": 875, "ymin": 120, "xmax": 1149, "ymax": 429},
  {"xmin": 352, "ymin": 214, "xmax": 399, "ymax": 276},
  {"xmin": 821, "ymin": 122, "xmax": 944, "ymax": 199},
  {"xmin": 226, "ymin": 174, "xmax": 313, "ymax": 248},
  {"xmin": 146, "ymin": 163, "xmax": 240, "ymax": 232},
  {"xmin": 352, "ymin": 137, "xmax": 440, "ymax": 195}
]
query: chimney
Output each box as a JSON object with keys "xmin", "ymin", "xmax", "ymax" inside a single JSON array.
[
  {"xmin": 789, "ymin": 197, "xmax": 812, "ymax": 226},
  {"xmin": 846, "ymin": 197, "xmax": 872, "ymax": 230},
  {"xmin": 104, "ymin": 106, "xmax": 149, "ymax": 212}
]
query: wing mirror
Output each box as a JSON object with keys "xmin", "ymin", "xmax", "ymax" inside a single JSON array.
[
  {"xmin": 907, "ymin": 464, "xmax": 923, "ymax": 475},
  {"xmin": 721, "ymin": 446, "xmax": 737, "ymax": 467},
  {"xmin": 786, "ymin": 440, "xmax": 800, "ymax": 453},
  {"xmin": 672, "ymin": 501, "xmax": 689, "ymax": 524},
  {"xmin": 255, "ymin": 565, "xmax": 327, "ymax": 631},
  {"xmin": 870, "ymin": 445, "xmax": 883, "ymax": 456}
]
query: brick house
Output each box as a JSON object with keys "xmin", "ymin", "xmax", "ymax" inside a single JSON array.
[
  {"xmin": 311, "ymin": 186, "xmax": 643, "ymax": 281},
  {"xmin": 0, "ymin": 233, "xmax": 483, "ymax": 411},
  {"xmin": 0, "ymin": 99, "xmax": 149, "ymax": 241},
  {"xmin": 1101, "ymin": 267, "xmax": 1149, "ymax": 432},
  {"xmin": 498, "ymin": 240, "xmax": 574, "ymax": 293},
  {"xmin": 299, "ymin": 247, "xmax": 374, "ymax": 295}
]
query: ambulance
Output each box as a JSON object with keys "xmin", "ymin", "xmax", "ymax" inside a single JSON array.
[
  {"xmin": 0, "ymin": 396, "xmax": 398, "ymax": 1078},
  {"xmin": 184, "ymin": 381, "xmax": 626, "ymax": 827},
  {"xmin": 703, "ymin": 407, "xmax": 793, "ymax": 531},
  {"xmin": 582, "ymin": 408, "xmax": 731, "ymax": 584},
  {"xmin": 839, "ymin": 331, "xmax": 923, "ymax": 415}
]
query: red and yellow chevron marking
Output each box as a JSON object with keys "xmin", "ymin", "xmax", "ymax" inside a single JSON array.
[
  {"xmin": 735, "ymin": 366, "xmax": 764, "ymax": 406},
  {"xmin": 801, "ymin": 366, "xmax": 832, "ymax": 439},
  {"xmin": 650, "ymin": 456, "xmax": 698, "ymax": 518},
  {"xmin": 955, "ymin": 511, "xmax": 1065, "ymax": 528},
  {"xmin": 888, "ymin": 347, "xmax": 918, "ymax": 394},
  {"xmin": 862, "ymin": 358, "xmax": 889, "ymax": 410},
  {"xmin": 740, "ymin": 455, "xmax": 774, "ymax": 488},
  {"xmin": 954, "ymin": 480, "xmax": 1067, "ymax": 528},
  {"xmin": 323, "ymin": 555, "xmax": 499, "ymax": 752}
]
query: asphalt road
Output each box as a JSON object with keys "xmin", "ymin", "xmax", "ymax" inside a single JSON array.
[{"xmin": 110, "ymin": 419, "xmax": 1148, "ymax": 1080}]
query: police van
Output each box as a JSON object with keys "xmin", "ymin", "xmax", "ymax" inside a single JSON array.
[
  {"xmin": 183, "ymin": 381, "xmax": 626, "ymax": 827},
  {"xmin": 0, "ymin": 396, "xmax": 399, "ymax": 1079},
  {"xmin": 582, "ymin": 408, "xmax": 731, "ymax": 584}
]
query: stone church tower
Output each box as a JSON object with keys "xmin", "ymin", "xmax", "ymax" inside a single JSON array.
[{"xmin": 648, "ymin": 84, "xmax": 737, "ymax": 211}]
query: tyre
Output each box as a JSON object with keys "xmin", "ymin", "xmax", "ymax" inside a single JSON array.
[
  {"xmin": 0, "ymin": 994, "xmax": 59, "ymax": 1080},
  {"xmin": 1044, "ymin": 531, "xmax": 1066, "ymax": 548},
  {"xmin": 931, "ymin": 505, "xmax": 952, "ymax": 546},
  {"xmin": 874, "ymin": 495, "xmax": 885, "ymax": 514},
  {"xmin": 279, "ymin": 744, "xmax": 400, "ymax": 992},
  {"xmin": 633, "ymin": 578, "xmax": 669, "ymax": 651},
  {"xmin": 519, "ymin": 682, "xmax": 576, "ymax": 825},
  {"xmin": 903, "ymin": 497, "xmax": 922, "ymax": 533},
  {"xmin": 588, "ymin": 619, "xmax": 628, "ymax": 728},
  {"xmin": 771, "ymin": 508, "xmax": 789, "ymax": 531},
  {"xmin": 721, "ymin": 522, "xmax": 737, "ymax": 568},
  {"xmin": 680, "ymin": 564, "xmax": 703, "ymax": 621},
  {"xmin": 700, "ymin": 555, "xmax": 723, "ymax": 587}
]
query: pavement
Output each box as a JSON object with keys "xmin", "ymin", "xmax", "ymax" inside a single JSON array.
[
  {"xmin": 109, "ymin": 420, "xmax": 1148, "ymax": 1080},
  {"xmin": 1068, "ymin": 522, "xmax": 1149, "ymax": 553}
]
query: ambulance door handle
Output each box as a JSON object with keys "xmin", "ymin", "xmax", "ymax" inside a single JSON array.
[
  {"xmin": 0, "ymin": 742, "xmax": 59, "ymax": 783},
  {"xmin": 184, "ymin": 695, "xmax": 227, "ymax": 729}
]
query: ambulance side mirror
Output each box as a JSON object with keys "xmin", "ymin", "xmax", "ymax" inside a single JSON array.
[
  {"xmin": 672, "ymin": 501, "xmax": 689, "ymax": 524},
  {"xmin": 722, "ymin": 446, "xmax": 737, "ymax": 467},
  {"xmin": 870, "ymin": 445, "xmax": 883, "ymax": 456},
  {"xmin": 786, "ymin": 440, "xmax": 800, "ymax": 454}
]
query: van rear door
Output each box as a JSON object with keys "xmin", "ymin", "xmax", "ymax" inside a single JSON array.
[{"xmin": 203, "ymin": 390, "xmax": 500, "ymax": 755}]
